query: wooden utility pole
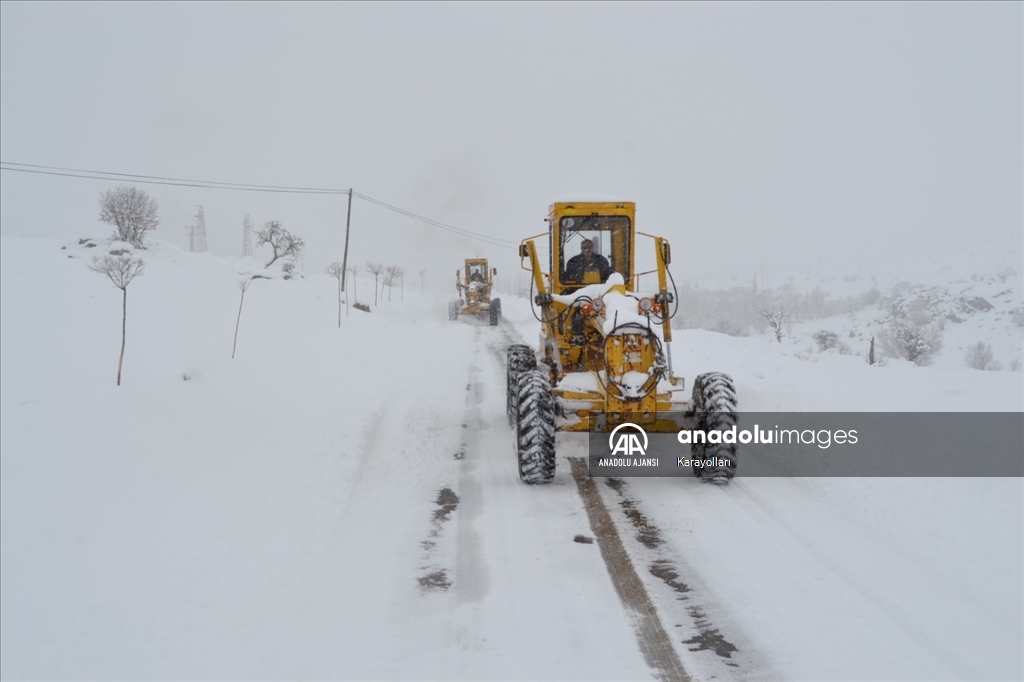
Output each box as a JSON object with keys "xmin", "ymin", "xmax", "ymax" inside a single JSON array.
[{"xmin": 340, "ymin": 189, "xmax": 353, "ymax": 291}]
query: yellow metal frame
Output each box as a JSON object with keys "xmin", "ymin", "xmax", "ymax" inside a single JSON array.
[
  {"xmin": 518, "ymin": 201, "xmax": 685, "ymax": 433},
  {"xmin": 456, "ymin": 257, "xmax": 495, "ymax": 315}
]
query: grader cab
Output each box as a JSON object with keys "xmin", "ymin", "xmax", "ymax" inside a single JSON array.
[
  {"xmin": 449, "ymin": 258, "xmax": 502, "ymax": 326},
  {"xmin": 507, "ymin": 199, "xmax": 737, "ymax": 484}
]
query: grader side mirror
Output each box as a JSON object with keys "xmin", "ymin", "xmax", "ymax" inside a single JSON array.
[
  {"xmin": 661, "ymin": 241, "xmax": 671, "ymax": 265},
  {"xmin": 492, "ymin": 268, "xmax": 497, "ymax": 276},
  {"xmin": 519, "ymin": 244, "xmax": 529, "ymax": 258}
]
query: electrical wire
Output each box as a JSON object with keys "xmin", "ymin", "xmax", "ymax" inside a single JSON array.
[
  {"xmin": 0, "ymin": 161, "xmax": 513, "ymax": 249},
  {"xmin": 352, "ymin": 191, "xmax": 516, "ymax": 249},
  {"xmin": 0, "ymin": 162, "xmax": 344, "ymax": 194}
]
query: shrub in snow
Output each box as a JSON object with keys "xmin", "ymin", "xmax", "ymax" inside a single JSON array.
[
  {"xmin": 860, "ymin": 287, "xmax": 881, "ymax": 306},
  {"xmin": 712, "ymin": 318, "xmax": 749, "ymax": 337},
  {"xmin": 878, "ymin": 319, "xmax": 943, "ymax": 366},
  {"xmin": 813, "ymin": 330, "xmax": 839, "ymax": 352},
  {"xmin": 812, "ymin": 330, "xmax": 852, "ymax": 355},
  {"xmin": 1011, "ymin": 306, "xmax": 1024, "ymax": 328},
  {"xmin": 964, "ymin": 342, "xmax": 1002, "ymax": 371}
]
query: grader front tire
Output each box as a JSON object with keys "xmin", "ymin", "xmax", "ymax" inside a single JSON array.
[{"xmin": 506, "ymin": 345, "xmax": 537, "ymax": 427}]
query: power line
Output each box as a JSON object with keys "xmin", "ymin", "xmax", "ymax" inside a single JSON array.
[
  {"xmin": 353, "ymin": 191, "xmax": 515, "ymax": 248},
  {"xmin": 0, "ymin": 162, "xmax": 344, "ymax": 194},
  {"xmin": 1, "ymin": 161, "xmax": 515, "ymax": 248}
]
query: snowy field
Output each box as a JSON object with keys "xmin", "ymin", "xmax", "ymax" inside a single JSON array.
[{"xmin": 1, "ymin": 235, "xmax": 1022, "ymax": 681}]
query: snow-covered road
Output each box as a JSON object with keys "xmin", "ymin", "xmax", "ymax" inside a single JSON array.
[{"xmin": 1, "ymin": 238, "xmax": 1021, "ymax": 680}]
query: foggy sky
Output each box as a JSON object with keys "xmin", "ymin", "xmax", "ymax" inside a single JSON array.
[{"xmin": 1, "ymin": 2, "xmax": 1020, "ymax": 286}]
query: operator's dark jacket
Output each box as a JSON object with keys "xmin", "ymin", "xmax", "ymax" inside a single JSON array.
[{"xmin": 564, "ymin": 253, "xmax": 613, "ymax": 283}]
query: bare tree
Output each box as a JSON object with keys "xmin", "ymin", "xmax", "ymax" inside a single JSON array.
[
  {"xmin": 88, "ymin": 254, "xmax": 145, "ymax": 385},
  {"xmin": 346, "ymin": 264, "xmax": 361, "ymax": 303},
  {"xmin": 232, "ymin": 276, "xmax": 265, "ymax": 359},
  {"xmin": 327, "ymin": 262, "xmax": 346, "ymax": 324},
  {"xmin": 99, "ymin": 186, "xmax": 159, "ymax": 248},
  {"xmin": 384, "ymin": 265, "xmax": 402, "ymax": 302},
  {"xmin": 367, "ymin": 261, "xmax": 384, "ymax": 306},
  {"xmin": 256, "ymin": 220, "xmax": 304, "ymax": 267},
  {"xmin": 760, "ymin": 307, "xmax": 787, "ymax": 343}
]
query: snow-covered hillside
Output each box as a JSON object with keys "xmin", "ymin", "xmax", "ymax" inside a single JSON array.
[
  {"xmin": 1, "ymin": 236, "xmax": 1021, "ymax": 680},
  {"xmin": 673, "ymin": 261, "xmax": 1024, "ymax": 382}
]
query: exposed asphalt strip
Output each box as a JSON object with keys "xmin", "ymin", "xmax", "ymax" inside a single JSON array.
[{"xmin": 569, "ymin": 457, "xmax": 693, "ymax": 682}]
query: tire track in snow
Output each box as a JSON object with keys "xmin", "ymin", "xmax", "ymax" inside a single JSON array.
[
  {"xmin": 452, "ymin": 337, "xmax": 491, "ymax": 604},
  {"xmin": 570, "ymin": 458, "xmax": 692, "ymax": 682},
  {"xmin": 598, "ymin": 478, "xmax": 765, "ymax": 680},
  {"xmin": 487, "ymin": 321, "xmax": 693, "ymax": 680}
]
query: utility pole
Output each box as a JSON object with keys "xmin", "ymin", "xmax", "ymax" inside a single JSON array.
[{"xmin": 340, "ymin": 189, "xmax": 353, "ymax": 292}]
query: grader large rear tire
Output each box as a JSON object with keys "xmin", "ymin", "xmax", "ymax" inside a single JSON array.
[
  {"xmin": 515, "ymin": 369, "xmax": 555, "ymax": 484},
  {"xmin": 506, "ymin": 345, "xmax": 536, "ymax": 426},
  {"xmin": 690, "ymin": 372, "xmax": 738, "ymax": 484}
]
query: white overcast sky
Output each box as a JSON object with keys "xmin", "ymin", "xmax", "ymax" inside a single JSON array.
[{"xmin": 1, "ymin": 2, "xmax": 1020, "ymax": 283}]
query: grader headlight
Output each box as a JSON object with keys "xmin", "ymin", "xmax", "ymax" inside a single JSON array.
[
  {"xmin": 638, "ymin": 297, "xmax": 654, "ymax": 313},
  {"xmin": 592, "ymin": 298, "xmax": 605, "ymax": 313}
]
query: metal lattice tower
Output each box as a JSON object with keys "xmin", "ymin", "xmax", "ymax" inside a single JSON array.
[
  {"xmin": 193, "ymin": 206, "xmax": 207, "ymax": 253},
  {"xmin": 242, "ymin": 214, "xmax": 253, "ymax": 257}
]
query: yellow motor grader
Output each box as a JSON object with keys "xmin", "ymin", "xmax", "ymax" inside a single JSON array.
[
  {"xmin": 449, "ymin": 258, "xmax": 501, "ymax": 326},
  {"xmin": 507, "ymin": 199, "xmax": 737, "ymax": 484}
]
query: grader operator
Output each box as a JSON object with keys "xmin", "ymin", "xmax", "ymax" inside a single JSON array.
[{"xmin": 506, "ymin": 198, "xmax": 737, "ymax": 484}]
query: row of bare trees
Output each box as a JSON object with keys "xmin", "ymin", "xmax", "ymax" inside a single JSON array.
[
  {"xmin": 90, "ymin": 185, "xmax": 420, "ymax": 382},
  {"xmin": 91, "ymin": 186, "xmax": 309, "ymax": 384},
  {"xmin": 324, "ymin": 261, "xmax": 408, "ymax": 324},
  {"xmin": 98, "ymin": 186, "xmax": 306, "ymax": 271}
]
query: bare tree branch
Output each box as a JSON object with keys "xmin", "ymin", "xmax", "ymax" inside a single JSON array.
[
  {"xmin": 366, "ymin": 261, "xmax": 383, "ymax": 306},
  {"xmin": 98, "ymin": 187, "xmax": 159, "ymax": 248},
  {"xmin": 256, "ymin": 220, "xmax": 305, "ymax": 267},
  {"xmin": 232, "ymin": 279, "xmax": 253, "ymax": 359},
  {"xmin": 88, "ymin": 255, "xmax": 145, "ymax": 385},
  {"xmin": 759, "ymin": 306, "xmax": 787, "ymax": 343},
  {"xmin": 327, "ymin": 262, "xmax": 346, "ymax": 324}
]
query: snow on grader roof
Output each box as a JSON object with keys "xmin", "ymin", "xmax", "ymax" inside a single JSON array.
[{"xmin": 551, "ymin": 193, "xmax": 634, "ymax": 204}]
